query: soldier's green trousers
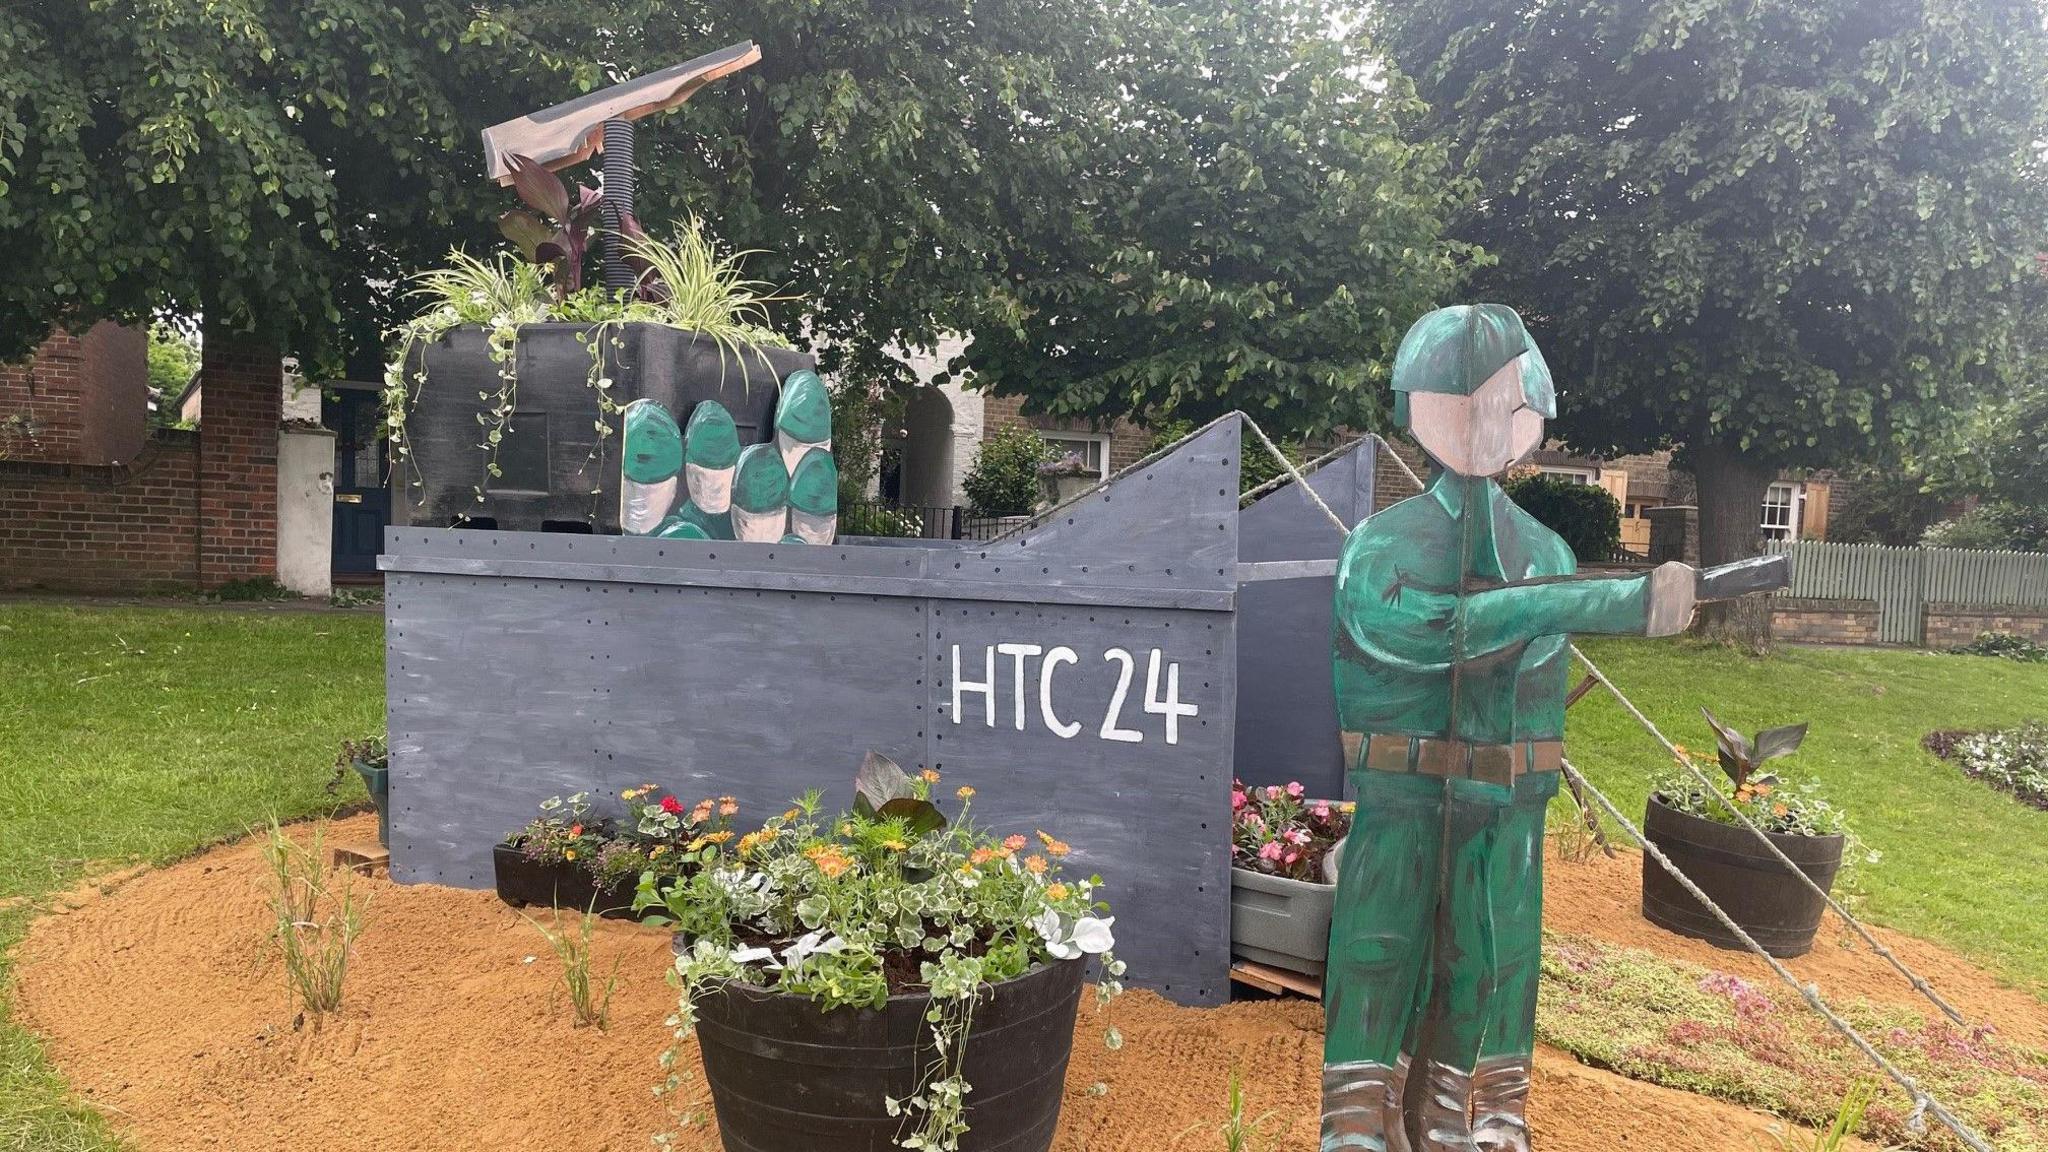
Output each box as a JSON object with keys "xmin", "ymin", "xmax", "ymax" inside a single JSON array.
[{"xmin": 1322, "ymin": 768, "xmax": 1557, "ymax": 1070}]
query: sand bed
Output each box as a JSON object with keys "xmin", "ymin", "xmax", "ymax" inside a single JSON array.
[{"xmin": 17, "ymin": 814, "xmax": 2037, "ymax": 1151}]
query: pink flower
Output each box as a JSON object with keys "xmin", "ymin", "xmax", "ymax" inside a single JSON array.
[
  {"xmin": 1231, "ymin": 789, "xmax": 1247, "ymax": 811},
  {"xmin": 1285, "ymin": 828, "xmax": 1311, "ymax": 846},
  {"xmin": 1264, "ymin": 786, "xmax": 1283, "ymax": 801},
  {"xmin": 1285, "ymin": 781, "xmax": 1305, "ymax": 798},
  {"xmin": 1284, "ymin": 851, "xmax": 1300, "ymax": 865},
  {"xmin": 1258, "ymin": 842, "xmax": 1284, "ymax": 862},
  {"xmin": 1242, "ymin": 813, "xmax": 1264, "ymax": 830},
  {"xmin": 1313, "ymin": 803, "xmax": 1332, "ymax": 821}
]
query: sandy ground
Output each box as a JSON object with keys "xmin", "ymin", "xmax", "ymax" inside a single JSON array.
[{"xmin": 17, "ymin": 813, "xmax": 2037, "ymax": 1152}]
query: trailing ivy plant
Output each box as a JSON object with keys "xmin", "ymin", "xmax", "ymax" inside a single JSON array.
[{"xmin": 381, "ymin": 216, "xmax": 793, "ymax": 509}]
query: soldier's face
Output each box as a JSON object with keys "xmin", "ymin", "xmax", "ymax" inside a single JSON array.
[{"xmin": 1408, "ymin": 359, "xmax": 1545, "ymax": 477}]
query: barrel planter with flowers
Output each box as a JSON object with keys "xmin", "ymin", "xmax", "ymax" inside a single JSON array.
[
  {"xmin": 642, "ymin": 753, "xmax": 1123, "ymax": 1152},
  {"xmin": 1229, "ymin": 779, "xmax": 1352, "ymax": 977},
  {"xmin": 494, "ymin": 788, "xmax": 736, "ymax": 920},
  {"xmin": 1641, "ymin": 710, "xmax": 1847, "ymax": 958}
]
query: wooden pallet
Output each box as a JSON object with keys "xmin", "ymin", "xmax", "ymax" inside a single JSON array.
[
  {"xmin": 331, "ymin": 842, "xmax": 389, "ymax": 876},
  {"xmin": 1230, "ymin": 960, "xmax": 1323, "ymax": 999}
]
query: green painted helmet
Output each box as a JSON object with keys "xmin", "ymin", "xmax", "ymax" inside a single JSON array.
[
  {"xmin": 670, "ymin": 500, "xmax": 732, "ymax": 540},
  {"xmin": 1390, "ymin": 304, "xmax": 1555, "ymax": 428},
  {"xmin": 776, "ymin": 369, "xmax": 832, "ymax": 445},
  {"xmin": 654, "ymin": 515, "xmax": 711, "ymax": 541},
  {"xmin": 732, "ymin": 443, "xmax": 790, "ymax": 514},
  {"xmin": 622, "ymin": 400, "xmax": 683, "ymax": 484},
  {"xmin": 683, "ymin": 401, "xmax": 742, "ymax": 471},
  {"xmin": 788, "ymin": 448, "xmax": 838, "ymax": 516}
]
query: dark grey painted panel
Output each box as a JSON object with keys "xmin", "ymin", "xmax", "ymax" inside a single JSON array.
[
  {"xmin": 1232, "ymin": 439, "xmax": 1375, "ymax": 798},
  {"xmin": 925, "ymin": 599, "xmax": 1235, "ymax": 1005}
]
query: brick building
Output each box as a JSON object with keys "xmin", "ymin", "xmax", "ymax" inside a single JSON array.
[{"xmin": 0, "ymin": 324, "xmax": 334, "ymax": 596}]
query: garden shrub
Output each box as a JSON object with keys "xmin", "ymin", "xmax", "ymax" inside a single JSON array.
[
  {"xmin": 963, "ymin": 425, "xmax": 1054, "ymax": 515},
  {"xmin": 1503, "ymin": 473, "xmax": 1622, "ymax": 562},
  {"xmin": 1928, "ymin": 722, "xmax": 2048, "ymax": 811},
  {"xmin": 1950, "ymin": 631, "xmax": 2048, "ymax": 663}
]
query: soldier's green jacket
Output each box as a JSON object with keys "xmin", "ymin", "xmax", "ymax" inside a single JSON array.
[{"xmin": 1333, "ymin": 472, "xmax": 1654, "ymax": 745}]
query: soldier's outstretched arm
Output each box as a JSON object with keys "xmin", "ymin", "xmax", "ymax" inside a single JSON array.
[{"xmin": 1457, "ymin": 561, "xmax": 1696, "ymax": 651}]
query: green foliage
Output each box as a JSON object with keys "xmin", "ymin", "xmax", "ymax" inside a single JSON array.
[
  {"xmin": 208, "ymin": 576, "xmax": 297, "ymax": 602},
  {"xmin": 965, "ymin": 0, "xmax": 1478, "ymax": 439},
  {"xmin": 1826, "ymin": 464, "xmax": 1951, "ymax": 547},
  {"xmin": 1377, "ymin": 0, "xmax": 2048, "ymax": 560},
  {"xmin": 1935, "ymin": 723, "xmax": 2048, "ymax": 811},
  {"xmin": 146, "ymin": 322, "xmax": 200, "ymax": 411},
  {"xmin": 523, "ymin": 907, "xmax": 621, "ymax": 1029},
  {"xmin": 0, "ymin": 1, "xmax": 526, "ymax": 372},
  {"xmin": 643, "ymin": 763, "xmax": 1122, "ymax": 1152},
  {"xmin": 1760, "ymin": 1081, "xmax": 1878, "ymax": 1152},
  {"xmin": 1950, "ymin": 632, "xmax": 2048, "ymax": 664},
  {"xmin": 1149, "ymin": 419, "xmax": 1310, "ymax": 497},
  {"xmin": 1540, "ymin": 932, "xmax": 2048, "ymax": 1151},
  {"xmin": 1922, "ymin": 502, "xmax": 2048, "ymax": 552},
  {"xmin": 261, "ymin": 820, "xmax": 367, "ymax": 1018},
  {"xmin": 1503, "ymin": 473, "xmax": 1621, "ymax": 562},
  {"xmin": 962, "ymin": 426, "xmax": 1053, "ymax": 515}
]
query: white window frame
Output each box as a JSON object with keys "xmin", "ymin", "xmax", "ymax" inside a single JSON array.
[
  {"xmin": 1039, "ymin": 432, "xmax": 1110, "ymax": 476},
  {"xmin": 1538, "ymin": 466, "xmax": 1596, "ymax": 485},
  {"xmin": 1760, "ymin": 482, "xmax": 1802, "ymax": 542}
]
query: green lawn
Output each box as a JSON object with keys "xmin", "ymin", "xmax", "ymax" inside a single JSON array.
[
  {"xmin": 1565, "ymin": 637, "xmax": 2048, "ymax": 996},
  {"xmin": 0, "ymin": 603, "xmax": 383, "ymax": 1151},
  {"xmin": 1, "ymin": 605, "xmax": 2045, "ymax": 1149}
]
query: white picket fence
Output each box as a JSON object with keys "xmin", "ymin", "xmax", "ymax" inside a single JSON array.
[{"xmin": 1765, "ymin": 539, "xmax": 2048, "ymax": 644}]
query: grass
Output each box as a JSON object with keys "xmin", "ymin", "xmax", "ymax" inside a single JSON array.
[
  {"xmin": 1539, "ymin": 932, "xmax": 2048, "ymax": 1151},
  {"xmin": 0, "ymin": 602, "xmax": 383, "ymax": 1150},
  {"xmin": 1563, "ymin": 637, "xmax": 2048, "ymax": 996}
]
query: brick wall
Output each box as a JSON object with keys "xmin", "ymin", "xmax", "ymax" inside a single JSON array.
[
  {"xmin": 0, "ymin": 322, "xmax": 147, "ymax": 466},
  {"xmin": 1924, "ymin": 604, "xmax": 2048, "ymax": 648},
  {"xmin": 1372, "ymin": 437, "xmax": 1428, "ymax": 511},
  {"xmin": 1769, "ymin": 597, "xmax": 1881, "ymax": 645},
  {"xmin": 0, "ymin": 433, "xmax": 202, "ymax": 592},
  {"xmin": 197, "ymin": 330, "xmax": 282, "ymax": 585}
]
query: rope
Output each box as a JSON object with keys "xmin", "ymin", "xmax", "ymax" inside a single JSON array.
[
  {"xmin": 1238, "ymin": 436, "xmax": 1369, "ymax": 506},
  {"xmin": 1565, "ymin": 646, "xmax": 1970, "ymax": 1027},
  {"xmin": 1361, "ymin": 432, "xmax": 1969, "ymax": 1026},
  {"xmin": 1236, "ymin": 422, "xmax": 1991, "ymax": 1150},
  {"xmin": 1560, "ymin": 756, "xmax": 1991, "ymax": 1152}
]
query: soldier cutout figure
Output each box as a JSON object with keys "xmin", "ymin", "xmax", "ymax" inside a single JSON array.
[{"xmin": 1323, "ymin": 305, "xmax": 1698, "ymax": 1152}]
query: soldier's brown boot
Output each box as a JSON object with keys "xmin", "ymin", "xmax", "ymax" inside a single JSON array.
[
  {"xmin": 1470, "ymin": 1056, "xmax": 1533, "ymax": 1152},
  {"xmin": 1321, "ymin": 1056, "xmax": 1415, "ymax": 1152},
  {"xmin": 1414, "ymin": 1060, "xmax": 1476, "ymax": 1152}
]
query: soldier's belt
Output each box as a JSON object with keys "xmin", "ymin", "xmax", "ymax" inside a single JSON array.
[{"xmin": 1363, "ymin": 734, "xmax": 1562, "ymax": 787}]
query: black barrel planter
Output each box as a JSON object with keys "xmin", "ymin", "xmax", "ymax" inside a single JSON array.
[
  {"xmin": 490, "ymin": 844, "xmax": 640, "ymax": 919},
  {"xmin": 692, "ymin": 957, "xmax": 1086, "ymax": 1152},
  {"xmin": 399, "ymin": 323, "xmax": 813, "ymax": 533},
  {"xmin": 1641, "ymin": 794, "xmax": 1845, "ymax": 958}
]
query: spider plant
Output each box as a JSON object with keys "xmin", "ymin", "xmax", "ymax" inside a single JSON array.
[
  {"xmin": 407, "ymin": 249, "xmax": 553, "ymax": 329},
  {"xmin": 619, "ymin": 217, "xmax": 796, "ymax": 374}
]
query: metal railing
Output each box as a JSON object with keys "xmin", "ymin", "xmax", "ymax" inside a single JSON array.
[{"xmin": 837, "ymin": 500, "xmax": 1018, "ymax": 542}]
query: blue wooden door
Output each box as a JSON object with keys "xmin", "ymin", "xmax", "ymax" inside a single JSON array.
[{"xmin": 325, "ymin": 388, "xmax": 390, "ymax": 576}]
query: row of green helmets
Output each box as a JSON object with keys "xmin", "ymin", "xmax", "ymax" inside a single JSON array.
[{"xmin": 618, "ymin": 368, "xmax": 837, "ymax": 544}]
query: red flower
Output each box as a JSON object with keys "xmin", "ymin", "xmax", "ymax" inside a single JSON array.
[{"xmin": 659, "ymin": 795, "xmax": 684, "ymax": 815}]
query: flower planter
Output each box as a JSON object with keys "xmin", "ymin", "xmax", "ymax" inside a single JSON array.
[
  {"xmin": 490, "ymin": 844, "xmax": 640, "ymax": 919},
  {"xmin": 399, "ymin": 323, "xmax": 815, "ymax": 533},
  {"xmin": 1229, "ymin": 867, "xmax": 1336, "ymax": 978},
  {"xmin": 1640, "ymin": 794, "xmax": 1845, "ymax": 958},
  {"xmin": 692, "ymin": 957, "xmax": 1085, "ymax": 1152},
  {"xmin": 350, "ymin": 759, "xmax": 389, "ymax": 847}
]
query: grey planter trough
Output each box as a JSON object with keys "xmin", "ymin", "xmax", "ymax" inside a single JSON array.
[{"xmin": 1229, "ymin": 866, "xmax": 1336, "ymax": 977}]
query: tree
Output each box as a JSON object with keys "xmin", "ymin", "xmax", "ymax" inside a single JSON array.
[
  {"xmin": 146, "ymin": 322, "xmax": 201, "ymax": 423},
  {"xmin": 958, "ymin": 0, "xmax": 1483, "ymax": 441},
  {"xmin": 0, "ymin": 1, "xmax": 531, "ymax": 374},
  {"xmin": 1374, "ymin": 0, "xmax": 2048, "ymax": 640},
  {"xmin": 963, "ymin": 426, "xmax": 1055, "ymax": 515}
]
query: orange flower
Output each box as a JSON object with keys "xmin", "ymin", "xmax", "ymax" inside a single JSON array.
[
  {"xmin": 705, "ymin": 830, "xmax": 735, "ymax": 844},
  {"xmin": 956, "ymin": 786, "xmax": 976, "ymax": 800},
  {"xmin": 1024, "ymin": 855, "xmax": 1048, "ymax": 875},
  {"xmin": 1003, "ymin": 834, "xmax": 1028, "ymax": 852},
  {"xmin": 804, "ymin": 844, "xmax": 830, "ymax": 860},
  {"xmin": 921, "ymin": 768, "xmax": 942, "ymax": 784},
  {"xmin": 569, "ymin": 823, "xmax": 583, "ymax": 837},
  {"xmin": 1045, "ymin": 882, "xmax": 1069, "ymax": 901},
  {"xmin": 970, "ymin": 847, "xmax": 999, "ymax": 866},
  {"xmin": 815, "ymin": 853, "xmax": 852, "ymax": 878},
  {"xmin": 1037, "ymin": 831, "xmax": 1072, "ymax": 857},
  {"xmin": 719, "ymin": 799, "xmax": 739, "ymax": 817},
  {"xmin": 564, "ymin": 848, "xmax": 577, "ymax": 861},
  {"xmin": 781, "ymin": 808, "xmax": 800, "ymax": 822},
  {"xmin": 1671, "ymin": 743, "xmax": 1690, "ymax": 760},
  {"xmin": 1772, "ymin": 803, "xmax": 1790, "ymax": 817}
]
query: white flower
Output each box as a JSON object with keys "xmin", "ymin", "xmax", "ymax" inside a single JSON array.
[
  {"xmin": 1070, "ymin": 916, "xmax": 1116, "ymax": 955},
  {"xmin": 780, "ymin": 930, "xmax": 848, "ymax": 970},
  {"xmin": 730, "ymin": 946, "xmax": 776, "ymax": 966}
]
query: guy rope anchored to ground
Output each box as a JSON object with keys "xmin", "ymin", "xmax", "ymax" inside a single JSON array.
[{"xmin": 1237, "ymin": 395, "xmax": 1992, "ymax": 1152}]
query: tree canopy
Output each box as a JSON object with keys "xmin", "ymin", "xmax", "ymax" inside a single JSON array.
[
  {"xmin": 1373, "ymin": 0, "xmax": 2048, "ymax": 576},
  {"xmin": 961, "ymin": 0, "xmax": 1483, "ymax": 440},
  {"xmin": 0, "ymin": 0, "xmax": 529, "ymax": 372}
]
